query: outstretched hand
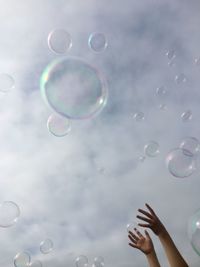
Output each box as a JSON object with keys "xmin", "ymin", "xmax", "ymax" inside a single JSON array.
[
  {"xmin": 128, "ymin": 228, "xmax": 154, "ymax": 255},
  {"xmin": 137, "ymin": 203, "xmax": 166, "ymax": 236}
]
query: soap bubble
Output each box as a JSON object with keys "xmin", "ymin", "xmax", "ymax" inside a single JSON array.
[
  {"xmin": 40, "ymin": 239, "xmax": 53, "ymax": 254},
  {"xmin": 93, "ymin": 256, "xmax": 105, "ymax": 267},
  {"xmin": 175, "ymin": 73, "xmax": 187, "ymax": 84},
  {"xmin": 0, "ymin": 201, "xmax": 20, "ymax": 227},
  {"xmin": 29, "ymin": 260, "xmax": 42, "ymax": 267},
  {"xmin": 156, "ymin": 86, "xmax": 166, "ymax": 97},
  {"xmin": 0, "ymin": 73, "xmax": 15, "ymax": 93},
  {"xmin": 181, "ymin": 110, "xmax": 192, "ymax": 122},
  {"xmin": 138, "ymin": 156, "xmax": 145, "ymax": 163},
  {"xmin": 188, "ymin": 209, "xmax": 200, "ymax": 256},
  {"xmin": 133, "ymin": 111, "xmax": 144, "ymax": 121},
  {"xmin": 194, "ymin": 57, "xmax": 200, "ymax": 66},
  {"xmin": 88, "ymin": 32, "xmax": 107, "ymax": 52},
  {"xmin": 144, "ymin": 141, "xmax": 160, "ymax": 157},
  {"xmin": 14, "ymin": 252, "xmax": 31, "ymax": 267},
  {"xmin": 158, "ymin": 104, "xmax": 167, "ymax": 111},
  {"xmin": 166, "ymin": 50, "xmax": 176, "ymax": 60},
  {"xmin": 126, "ymin": 221, "xmax": 138, "ymax": 232},
  {"xmin": 166, "ymin": 148, "xmax": 196, "ymax": 178},
  {"xmin": 75, "ymin": 255, "xmax": 89, "ymax": 267},
  {"xmin": 40, "ymin": 57, "xmax": 108, "ymax": 120},
  {"xmin": 179, "ymin": 137, "xmax": 200, "ymax": 156},
  {"xmin": 47, "ymin": 113, "xmax": 71, "ymax": 137},
  {"xmin": 48, "ymin": 29, "xmax": 72, "ymax": 54}
]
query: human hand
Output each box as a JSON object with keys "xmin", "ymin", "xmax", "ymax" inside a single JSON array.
[
  {"xmin": 136, "ymin": 203, "xmax": 166, "ymax": 236},
  {"xmin": 128, "ymin": 228, "xmax": 154, "ymax": 255}
]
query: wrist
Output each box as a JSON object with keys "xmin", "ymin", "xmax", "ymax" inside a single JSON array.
[
  {"xmin": 158, "ymin": 227, "xmax": 168, "ymax": 238},
  {"xmin": 145, "ymin": 249, "xmax": 156, "ymax": 258}
]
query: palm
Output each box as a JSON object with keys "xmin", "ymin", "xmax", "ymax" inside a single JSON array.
[{"xmin": 137, "ymin": 236, "xmax": 152, "ymax": 254}]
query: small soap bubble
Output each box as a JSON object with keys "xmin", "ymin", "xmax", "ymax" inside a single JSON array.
[
  {"xmin": 194, "ymin": 57, "xmax": 200, "ymax": 66},
  {"xmin": 126, "ymin": 221, "xmax": 138, "ymax": 232},
  {"xmin": 40, "ymin": 239, "xmax": 53, "ymax": 254},
  {"xmin": 179, "ymin": 137, "xmax": 200, "ymax": 156},
  {"xmin": 93, "ymin": 256, "xmax": 105, "ymax": 267},
  {"xmin": 0, "ymin": 201, "xmax": 20, "ymax": 227},
  {"xmin": 144, "ymin": 141, "xmax": 160, "ymax": 157},
  {"xmin": 75, "ymin": 255, "xmax": 89, "ymax": 267},
  {"xmin": 29, "ymin": 260, "xmax": 42, "ymax": 267},
  {"xmin": 158, "ymin": 104, "xmax": 167, "ymax": 111},
  {"xmin": 14, "ymin": 252, "xmax": 31, "ymax": 267},
  {"xmin": 88, "ymin": 32, "xmax": 108, "ymax": 53},
  {"xmin": 48, "ymin": 29, "xmax": 72, "ymax": 54},
  {"xmin": 188, "ymin": 209, "xmax": 200, "ymax": 256},
  {"xmin": 166, "ymin": 148, "xmax": 196, "ymax": 178},
  {"xmin": 133, "ymin": 111, "xmax": 144, "ymax": 121},
  {"xmin": 181, "ymin": 110, "xmax": 192, "ymax": 122},
  {"xmin": 168, "ymin": 58, "xmax": 176, "ymax": 67},
  {"xmin": 138, "ymin": 156, "xmax": 145, "ymax": 163},
  {"xmin": 175, "ymin": 73, "xmax": 187, "ymax": 84},
  {"xmin": 156, "ymin": 86, "xmax": 166, "ymax": 97},
  {"xmin": 166, "ymin": 50, "xmax": 176, "ymax": 60},
  {"xmin": 0, "ymin": 73, "xmax": 15, "ymax": 93},
  {"xmin": 47, "ymin": 113, "xmax": 71, "ymax": 137}
]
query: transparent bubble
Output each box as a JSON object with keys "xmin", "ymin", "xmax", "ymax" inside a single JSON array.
[
  {"xmin": 133, "ymin": 111, "xmax": 144, "ymax": 121},
  {"xmin": 156, "ymin": 86, "xmax": 166, "ymax": 97},
  {"xmin": 47, "ymin": 113, "xmax": 71, "ymax": 137},
  {"xmin": 126, "ymin": 221, "xmax": 138, "ymax": 232},
  {"xmin": 29, "ymin": 260, "xmax": 42, "ymax": 267},
  {"xmin": 14, "ymin": 252, "xmax": 31, "ymax": 267},
  {"xmin": 166, "ymin": 50, "xmax": 176, "ymax": 60},
  {"xmin": 93, "ymin": 256, "xmax": 105, "ymax": 267},
  {"xmin": 175, "ymin": 73, "xmax": 187, "ymax": 84},
  {"xmin": 194, "ymin": 57, "xmax": 200, "ymax": 66},
  {"xmin": 40, "ymin": 239, "xmax": 53, "ymax": 254},
  {"xmin": 0, "ymin": 73, "xmax": 15, "ymax": 93},
  {"xmin": 181, "ymin": 110, "xmax": 192, "ymax": 122},
  {"xmin": 166, "ymin": 148, "xmax": 196, "ymax": 178},
  {"xmin": 179, "ymin": 137, "xmax": 200, "ymax": 156},
  {"xmin": 158, "ymin": 104, "xmax": 167, "ymax": 111},
  {"xmin": 47, "ymin": 29, "xmax": 72, "ymax": 54},
  {"xmin": 188, "ymin": 209, "xmax": 200, "ymax": 256},
  {"xmin": 75, "ymin": 255, "xmax": 89, "ymax": 267},
  {"xmin": 144, "ymin": 141, "xmax": 160, "ymax": 157},
  {"xmin": 0, "ymin": 201, "xmax": 20, "ymax": 227},
  {"xmin": 168, "ymin": 58, "xmax": 176, "ymax": 67},
  {"xmin": 138, "ymin": 156, "xmax": 145, "ymax": 163},
  {"xmin": 40, "ymin": 57, "xmax": 108, "ymax": 120},
  {"xmin": 88, "ymin": 32, "xmax": 108, "ymax": 53}
]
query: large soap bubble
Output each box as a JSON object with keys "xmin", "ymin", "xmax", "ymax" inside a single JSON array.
[
  {"xmin": 48, "ymin": 29, "xmax": 72, "ymax": 54},
  {"xmin": 0, "ymin": 201, "xmax": 20, "ymax": 227},
  {"xmin": 188, "ymin": 209, "xmax": 200, "ymax": 256},
  {"xmin": 14, "ymin": 251, "xmax": 31, "ymax": 267},
  {"xmin": 166, "ymin": 148, "xmax": 196, "ymax": 178},
  {"xmin": 40, "ymin": 57, "xmax": 108, "ymax": 120}
]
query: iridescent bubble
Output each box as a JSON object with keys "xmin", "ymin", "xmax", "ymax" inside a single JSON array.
[
  {"xmin": 179, "ymin": 137, "xmax": 200, "ymax": 155},
  {"xmin": 144, "ymin": 141, "xmax": 160, "ymax": 157},
  {"xmin": 40, "ymin": 57, "xmax": 108, "ymax": 120},
  {"xmin": 29, "ymin": 260, "xmax": 42, "ymax": 267},
  {"xmin": 14, "ymin": 252, "xmax": 31, "ymax": 267},
  {"xmin": 93, "ymin": 256, "xmax": 105, "ymax": 267},
  {"xmin": 0, "ymin": 201, "xmax": 20, "ymax": 227},
  {"xmin": 166, "ymin": 148, "xmax": 196, "ymax": 178},
  {"xmin": 75, "ymin": 255, "xmax": 89, "ymax": 267},
  {"xmin": 156, "ymin": 86, "xmax": 166, "ymax": 97},
  {"xmin": 188, "ymin": 209, "xmax": 200, "ymax": 256},
  {"xmin": 40, "ymin": 239, "xmax": 53, "ymax": 254},
  {"xmin": 47, "ymin": 113, "xmax": 71, "ymax": 137},
  {"xmin": 166, "ymin": 50, "xmax": 176, "ymax": 60},
  {"xmin": 133, "ymin": 111, "xmax": 144, "ymax": 121},
  {"xmin": 88, "ymin": 32, "xmax": 108, "ymax": 53},
  {"xmin": 0, "ymin": 73, "xmax": 15, "ymax": 93},
  {"xmin": 181, "ymin": 110, "xmax": 192, "ymax": 122},
  {"xmin": 175, "ymin": 73, "xmax": 187, "ymax": 84},
  {"xmin": 47, "ymin": 29, "xmax": 72, "ymax": 54},
  {"xmin": 126, "ymin": 221, "xmax": 138, "ymax": 232}
]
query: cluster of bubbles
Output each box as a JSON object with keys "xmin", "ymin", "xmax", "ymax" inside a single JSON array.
[
  {"xmin": 166, "ymin": 137, "xmax": 200, "ymax": 178},
  {"xmin": 14, "ymin": 239, "xmax": 53, "ymax": 267},
  {"xmin": 75, "ymin": 255, "xmax": 105, "ymax": 267},
  {"xmin": 41, "ymin": 29, "xmax": 108, "ymax": 137}
]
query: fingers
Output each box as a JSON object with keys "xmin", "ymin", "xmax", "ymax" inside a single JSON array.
[
  {"xmin": 138, "ymin": 208, "xmax": 153, "ymax": 219},
  {"xmin": 138, "ymin": 223, "xmax": 151, "ymax": 228},
  {"xmin": 129, "ymin": 243, "xmax": 139, "ymax": 249},
  {"xmin": 145, "ymin": 203, "xmax": 156, "ymax": 216},
  {"xmin": 128, "ymin": 232, "xmax": 139, "ymax": 243},
  {"xmin": 144, "ymin": 230, "xmax": 150, "ymax": 238},
  {"xmin": 136, "ymin": 215, "xmax": 152, "ymax": 223},
  {"xmin": 134, "ymin": 228, "xmax": 144, "ymax": 238}
]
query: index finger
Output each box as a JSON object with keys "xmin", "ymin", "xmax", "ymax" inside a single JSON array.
[{"xmin": 145, "ymin": 203, "xmax": 156, "ymax": 216}]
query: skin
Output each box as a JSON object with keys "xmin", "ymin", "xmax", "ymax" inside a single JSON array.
[
  {"xmin": 137, "ymin": 203, "xmax": 189, "ymax": 267},
  {"xmin": 128, "ymin": 228, "xmax": 161, "ymax": 267}
]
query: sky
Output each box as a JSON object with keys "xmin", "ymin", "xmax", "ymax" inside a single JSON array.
[{"xmin": 0, "ymin": 0, "xmax": 200, "ymax": 266}]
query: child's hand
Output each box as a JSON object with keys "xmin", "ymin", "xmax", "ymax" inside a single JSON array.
[
  {"xmin": 137, "ymin": 203, "xmax": 166, "ymax": 236},
  {"xmin": 128, "ymin": 228, "xmax": 154, "ymax": 255}
]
